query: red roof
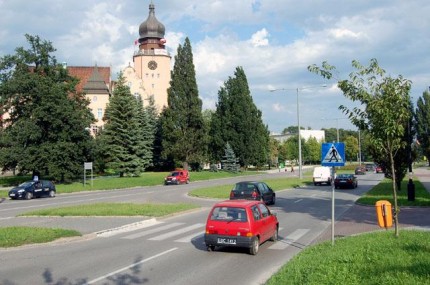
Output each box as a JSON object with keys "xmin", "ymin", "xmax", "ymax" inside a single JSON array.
[{"xmin": 67, "ymin": 66, "xmax": 111, "ymax": 93}]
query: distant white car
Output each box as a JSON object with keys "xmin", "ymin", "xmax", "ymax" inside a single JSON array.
[{"xmin": 313, "ymin": 166, "xmax": 332, "ymax": 186}]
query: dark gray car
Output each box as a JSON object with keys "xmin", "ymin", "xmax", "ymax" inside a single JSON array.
[
  {"xmin": 8, "ymin": 180, "xmax": 56, "ymax": 200},
  {"xmin": 229, "ymin": 181, "xmax": 276, "ymax": 205}
]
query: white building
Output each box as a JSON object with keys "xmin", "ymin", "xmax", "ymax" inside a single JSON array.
[{"xmin": 271, "ymin": 130, "xmax": 325, "ymax": 143}]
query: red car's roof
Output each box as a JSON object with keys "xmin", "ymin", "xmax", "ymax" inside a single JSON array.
[{"xmin": 213, "ymin": 199, "xmax": 261, "ymax": 208}]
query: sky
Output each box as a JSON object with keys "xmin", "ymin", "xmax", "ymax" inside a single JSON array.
[{"xmin": 1, "ymin": 0, "xmax": 429, "ymax": 134}]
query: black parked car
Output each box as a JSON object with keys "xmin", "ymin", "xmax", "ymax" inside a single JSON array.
[
  {"xmin": 229, "ymin": 181, "xmax": 276, "ymax": 205},
  {"xmin": 334, "ymin": 174, "xmax": 358, "ymax": 189},
  {"xmin": 8, "ymin": 180, "xmax": 56, "ymax": 200}
]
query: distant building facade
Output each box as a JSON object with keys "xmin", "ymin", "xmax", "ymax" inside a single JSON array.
[
  {"xmin": 271, "ymin": 130, "xmax": 325, "ymax": 143},
  {"xmin": 67, "ymin": 65, "xmax": 111, "ymax": 135},
  {"xmin": 68, "ymin": 3, "xmax": 171, "ymax": 134},
  {"xmin": 122, "ymin": 2, "xmax": 171, "ymax": 112}
]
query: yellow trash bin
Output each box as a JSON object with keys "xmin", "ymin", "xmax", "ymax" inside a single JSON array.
[{"xmin": 375, "ymin": 200, "xmax": 393, "ymax": 228}]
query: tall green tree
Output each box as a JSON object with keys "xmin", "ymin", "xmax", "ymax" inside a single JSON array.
[
  {"xmin": 160, "ymin": 37, "xmax": 207, "ymax": 170},
  {"xmin": 415, "ymin": 90, "xmax": 430, "ymax": 165},
  {"xmin": 305, "ymin": 137, "xmax": 321, "ymax": 164},
  {"xmin": 269, "ymin": 137, "xmax": 280, "ymax": 168},
  {"xmin": 344, "ymin": 135, "xmax": 359, "ymax": 163},
  {"xmin": 101, "ymin": 72, "xmax": 148, "ymax": 177},
  {"xmin": 283, "ymin": 135, "xmax": 301, "ymax": 163},
  {"xmin": 309, "ymin": 58, "xmax": 412, "ymax": 237},
  {"xmin": 282, "ymin": 126, "xmax": 298, "ymax": 134},
  {"xmin": 209, "ymin": 67, "xmax": 269, "ymax": 168},
  {"xmin": 0, "ymin": 34, "xmax": 94, "ymax": 182},
  {"xmin": 136, "ymin": 95, "xmax": 157, "ymax": 169}
]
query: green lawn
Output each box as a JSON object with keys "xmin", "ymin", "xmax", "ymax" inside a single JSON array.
[
  {"xmin": 357, "ymin": 178, "xmax": 430, "ymax": 206},
  {"xmin": 0, "ymin": 226, "xmax": 81, "ymax": 248},
  {"xmin": 18, "ymin": 202, "xmax": 199, "ymax": 217},
  {"xmin": 266, "ymin": 230, "xmax": 430, "ymax": 285},
  {"xmin": 0, "ymin": 170, "xmax": 262, "ymax": 198}
]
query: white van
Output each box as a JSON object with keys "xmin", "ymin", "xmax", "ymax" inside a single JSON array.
[{"xmin": 313, "ymin": 166, "xmax": 332, "ymax": 186}]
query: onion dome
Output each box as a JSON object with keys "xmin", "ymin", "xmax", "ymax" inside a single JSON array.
[{"xmin": 139, "ymin": 3, "xmax": 165, "ymax": 41}]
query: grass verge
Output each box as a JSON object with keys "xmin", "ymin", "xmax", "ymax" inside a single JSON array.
[
  {"xmin": 266, "ymin": 230, "xmax": 430, "ymax": 285},
  {"xmin": 357, "ymin": 178, "xmax": 430, "ymax": 206},
  {"xmin": 0, "ymin": 171, "xmax": 261, "ymax": 198},
  {"xmin": 189, "ymin": 177, "xmax": 309, "ymax": 199},
  {"xmin": 0, "ymin": 226, "xmax": 81, "ymax": 248},
  {"xmin": 18, "ymin": 202, "xmax": 200, "ymax": 217}
]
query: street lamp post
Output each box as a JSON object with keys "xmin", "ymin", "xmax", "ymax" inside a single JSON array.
[
  {"xmin": 296, "ymin": 88, "xmax": 302, "ymax": 179},
  {"xmin": 270, "ymin": 84, "xmax": 326, "ymax": 179}
]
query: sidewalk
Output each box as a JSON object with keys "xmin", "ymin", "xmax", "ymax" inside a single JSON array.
[{"xmin": 312, "ymin": 167, "xmax": 430, "ymax": 244}]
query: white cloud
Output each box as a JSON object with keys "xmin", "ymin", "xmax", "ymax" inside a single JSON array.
[
  {"xmin": 272, "ymin": 103, "xmax": 284, "ymax": 112},
  {"xmin": 249, "ymin": 28, "xmax": 269, "ymax": 47}
]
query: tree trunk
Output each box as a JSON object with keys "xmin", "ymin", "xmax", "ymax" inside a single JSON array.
[
  {"xmin": 183, "ymin": 161, "xmax": 189, "ymax": 171},
  {"xmin": 389, "ymin": 151, "xmax": 399, "ymax": 237}
]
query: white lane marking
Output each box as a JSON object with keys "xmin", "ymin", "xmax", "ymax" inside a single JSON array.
[
  {"xmin": 268, "ymin": 229, "xmax": 310, "ymax": 250},
  {"xmin": 122, "ymin": 222, "xmax": 184, "ymax": 239},
  {"xmin": 174, "ymin": 232, "xmax": 204, "ymax": 243},
  {"xmin": 294, "ymin": 199, "xmax": 303, "ymax": 203},
  {"xmin": 86, "ymin": 247, "xmax": 178, "ymax": 284},
  {"xmin": 148, "ymin": 223, "xmax": 205, "ymax": 241},
  {"xmin": 96, "ymin": 219, "xmax": 162, "ymax": 238}
]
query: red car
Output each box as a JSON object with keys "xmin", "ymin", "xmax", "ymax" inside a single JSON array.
[
  {"xmin": 164, "ymin": 169, "xmax": 189, "ymax": 185},
  {"xmin": 204, "ymin": 200, "xmax": 278, "ymax": 255},
  {"xmin": 375, "ymin": 165, "xmax": 383, "ymax": 173}
]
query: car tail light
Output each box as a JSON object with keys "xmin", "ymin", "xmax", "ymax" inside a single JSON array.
[
  {"xmin": 252, "ymin": 191, "xmax": 258, "ymax": 199},
  {"xmin": 230, "ymin": 191, "xmax": 234, "ymax": 198}
]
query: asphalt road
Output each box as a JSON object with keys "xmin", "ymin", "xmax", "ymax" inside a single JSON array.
[{"xmin": 0, "ymin": 170, "xmax": 384, "ymax": 285}]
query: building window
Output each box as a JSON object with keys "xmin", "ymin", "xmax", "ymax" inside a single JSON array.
[
  {"xmin": 152, "ymin": 84, "xmax": 155, "ymax": 89},
  {"xmin": 134, "ymin": 93, "xmax": 140, "ymax": 100},
  {"xmin": 93, "ymin": 96, "xmax": 97, "ymax": 102},
  {"xmin": 127, "ymin": 82, "xmax": 132, "ymax": 88},
  {"xmin": 157, "ymin": 74, "xmax": 160, "ymax": 78},
  {"xmin": 97, "ymin": 108, "xmax": 103, "ymax": 120},
  {"xmin": 92, "ymin": 126, "xmax": 99, "ymax": 135}
]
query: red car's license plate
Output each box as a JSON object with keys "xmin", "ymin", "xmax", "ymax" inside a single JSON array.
[{"xmin": 217, "ymin": 238, "xmax": 237, "ymax": 245}]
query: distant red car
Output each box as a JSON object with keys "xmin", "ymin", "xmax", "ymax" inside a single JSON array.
[
  {"xmin": 204, "ymin": 200, "xmax": 278, "ymax": 255},
  {"xmin": 375, "ymin": 166, "xmax": 383, "ymax": 173},
  {"xmin": 164, "ymin": 169, "xmax": 189, "ymax": 185}
]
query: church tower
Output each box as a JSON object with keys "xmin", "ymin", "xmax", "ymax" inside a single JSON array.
[{"xmin": 123, "ymin": 1, "xmax": 170, "ymax": 112}]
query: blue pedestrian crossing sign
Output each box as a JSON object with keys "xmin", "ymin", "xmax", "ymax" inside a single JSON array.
[{"xmin": 321, "ymin": 143, "xmax": 345, "ymax": 167}]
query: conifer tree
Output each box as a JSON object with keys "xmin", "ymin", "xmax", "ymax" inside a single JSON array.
[
  {"xmin": 415, "ymin": 90, "xmax": 430, "ymax": 165},
  {"xmin": 209, "ymin": 67, "xmax": 269, "ymax": 168},
  {"xmin": 136, "ymin": 96, "xmax": 155, "ymax": 169},
  {"xmin": 101, "ymin": 72, "xmax": 147, "ymax": 177},
  {"xmin": 222, "ymin": 142, "xmax": 239, "ymax": 172},
  {"xmin": 160, "ymin": 37, "xmax": 207, "ymax": 169}
]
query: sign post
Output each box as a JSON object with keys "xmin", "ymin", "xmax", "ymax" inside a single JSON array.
[
  {"xmin": 84, "ymin": 162, "xmax": 93, "ymax": 187},
  {"xmin": 321, "ymin": 143, "xmax": 345, "ymax": 245}
]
